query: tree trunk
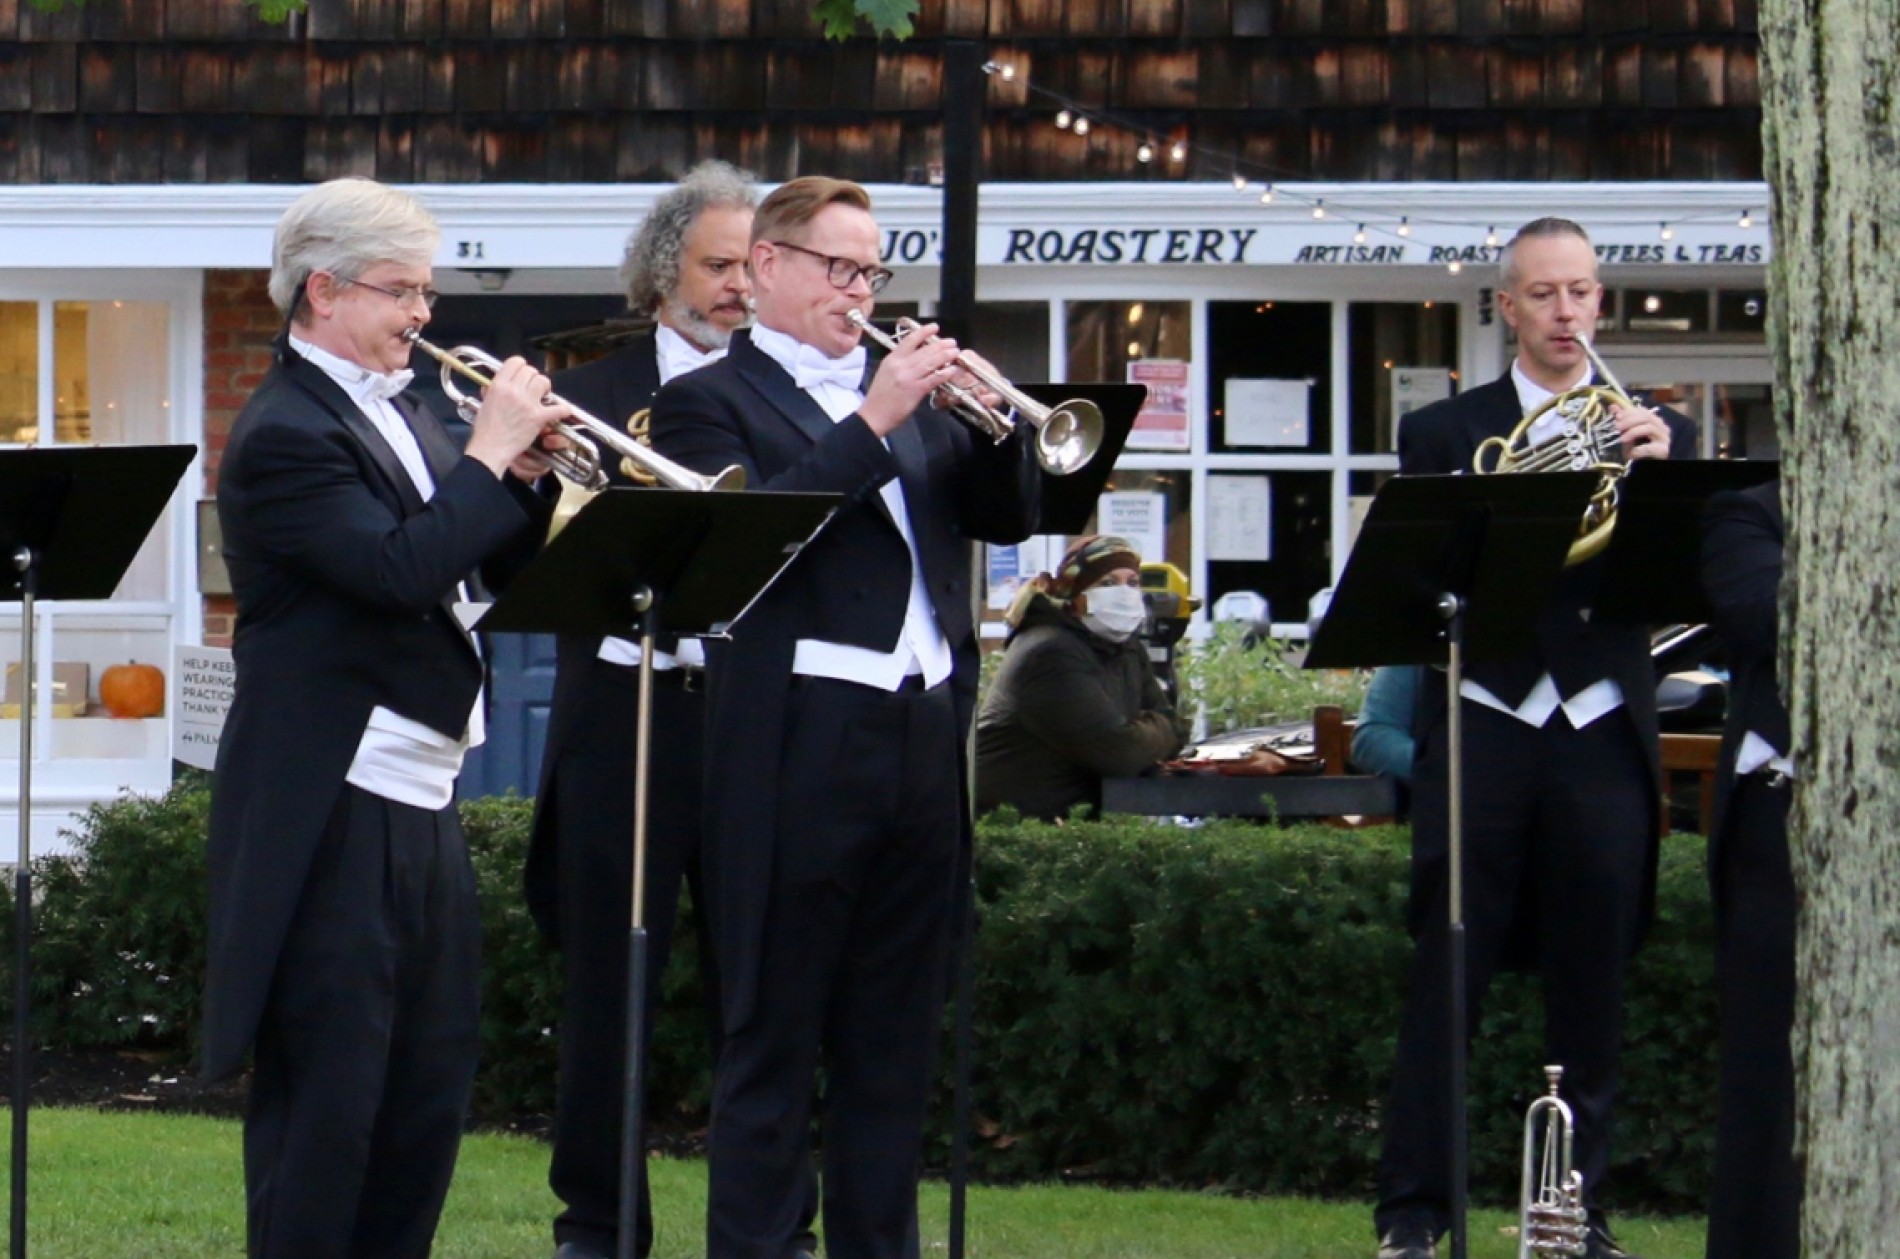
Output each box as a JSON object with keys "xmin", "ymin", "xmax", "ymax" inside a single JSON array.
[{"xmin": 1759, "ymin": 1, "xmax": 1900, "ymax": 1252}]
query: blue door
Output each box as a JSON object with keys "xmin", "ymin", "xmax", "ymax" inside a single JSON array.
[{"xmin": 463, "ymin": 632, "xmax": 557, "ymax": 799}]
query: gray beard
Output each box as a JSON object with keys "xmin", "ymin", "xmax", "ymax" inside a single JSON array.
[{"xmin": 661, "ymin": 297, "xmax": 746, "ymax": 351}]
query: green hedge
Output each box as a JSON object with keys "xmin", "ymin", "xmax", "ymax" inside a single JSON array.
[{"xmin": 0, "ymin": 781, "xmax": 1719, "ymax": 1213}]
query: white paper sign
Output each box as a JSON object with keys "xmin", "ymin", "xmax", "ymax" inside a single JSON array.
[
  {"xmin": 1390, "ymin": 366, "xmax": 1453, "ymax": 448},
  {"xmin": 987, "ymin": 535, "xmax": 1064, "ymax": 610},
  {"xmin": 1098, "ymin": 492, "xmax": 1168, "ymax": 566},
  {"xmin": 1224, "ymin": 378, "xmax": 1312, "ymax": 447},
  {"xmin": 1207, "ymin": 475, "xmax": 1272, "ymax": 561},
  {"xmin": 172, "ymin": 644, "xmax": 234, "ymax": 771}
]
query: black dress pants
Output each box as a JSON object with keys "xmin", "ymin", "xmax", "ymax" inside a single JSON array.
[
  {"xmin": 1375, "ymin": 701, "xmax": 1651, "ymax": 1237},
  {"xmin": 1706, "ymin": 776, "xmax": 1798, "ymax": 1259},
  {"xmin": 547, "ymin": 667, "xmax": 713, "ymax": 1256},
  {"xmin": 244, "ymin": 784, "xmax": 481, "ymax": 1259},
  {"xmin": 707, "ymin": 676, "xmax": 962, "ymax": 1259}
]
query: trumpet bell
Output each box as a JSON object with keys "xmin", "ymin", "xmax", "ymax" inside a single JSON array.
[{"xmin": 1032, "ymin": 397, "xmax": 1106, "ymax": 476}]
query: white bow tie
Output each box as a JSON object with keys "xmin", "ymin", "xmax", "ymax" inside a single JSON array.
[
  {"xmin": 791, "ymin": 346, "xmax": 866, "ymax": 394},
  {"xmin": 361, "ymin": 369, "xmax": 415, "ymax": 402}
]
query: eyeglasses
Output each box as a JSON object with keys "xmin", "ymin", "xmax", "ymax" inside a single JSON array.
[
  {"xmin": 344, "ymin": 278, "xmax": 442, "ymax": 310},
  {"xmin": 770, "ymin": 240, "xmax": 893, "ymax": 295}
]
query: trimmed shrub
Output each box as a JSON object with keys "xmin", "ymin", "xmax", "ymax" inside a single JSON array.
[{"xmin": 0, "ymin": 781, "xmax": 1719, "ymax": 1213}]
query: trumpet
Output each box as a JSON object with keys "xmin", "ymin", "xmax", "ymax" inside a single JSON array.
[
  {"xmin": 402, "ymin": 331, "xmax": 746, "ymax": 494},
  {"xmin": 1472, "ymin": 335, "xmax": 1634, "ymax": 566},
  {"xmin": 845, "ymin": 311, "xmax": 1104, "ymax": 476},
  {"xmin": 1518, "ymin": 1065, "xmax": 1590, "ymax": 1258}
]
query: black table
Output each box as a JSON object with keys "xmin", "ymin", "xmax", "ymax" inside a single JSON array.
[{"xmin": 1101, "ymin": 773, "xmax": 1399, "ymax": 819}]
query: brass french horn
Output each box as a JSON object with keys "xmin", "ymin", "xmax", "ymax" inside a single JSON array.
[{"xmin": 1473, "ymin": 336, "xmax": 1634, "ymax": 567}]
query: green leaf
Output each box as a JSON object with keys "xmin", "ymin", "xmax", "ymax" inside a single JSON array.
[{"xmin": 813, "ymin": 0, "xmax": 918, "ymax": 39}]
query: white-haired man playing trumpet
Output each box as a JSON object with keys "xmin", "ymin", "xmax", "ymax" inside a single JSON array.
[{"xmin": 203, "ymin": 176, "xmax": 566, "ymax": 1259}]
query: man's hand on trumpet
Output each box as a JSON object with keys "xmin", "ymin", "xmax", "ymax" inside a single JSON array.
[
  {"xmin": 1612, "ymin": 399, "xmax": 1672, "ymax": 462},
  {"xmin": 858, "ymin": 319, "xmax": 964, "ymax": 438},
  {"xmin": 463, "ymin": 356, "xmax": 572, "ymax": 481}
]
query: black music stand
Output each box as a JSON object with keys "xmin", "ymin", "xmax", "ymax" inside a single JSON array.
[
  {"xmin": 1306, "ymin": 470, "xmax": 1596, "ymax": 1259},
  {"xmin": 1015, "ymin": 382, "xmax": 1147, "ymax": 534},
  {"xmin": 0, "ymin": 444, "xmax": 196, "ymax": 1259},
  {"xmin": 1591, "ymin": 459, "xmax": 1779, "ymax": 626},
  {"xmin": 479, "ymin": 486, "xmax": 839, "ymax": 1259}
]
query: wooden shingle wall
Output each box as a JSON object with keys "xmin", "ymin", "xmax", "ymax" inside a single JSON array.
[{"xmin": 0, "ymin": 0, "xmax": 1762, "ymax": 184}]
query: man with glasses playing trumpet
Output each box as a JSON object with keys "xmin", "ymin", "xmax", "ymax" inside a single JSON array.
[
  {"xmin": 204, "ymin": 177, "xmax": 565, "ymax": 1259},
  {"xmin": 516, "ymin": 160, "xmax": 808, "ymax": 1259},
  {"xmin": 650, "ymin": 176, "xmax": 1041, "ymax": 1259},
  {"xmin": 1372, "ymin": 218, "xmax": 1695, "ymax": 1259}
]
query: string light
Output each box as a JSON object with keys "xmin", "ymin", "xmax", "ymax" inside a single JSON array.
[
  {"xmin": 1659, "ymin": 222, "xmax": 1675, "ymax": 241},
  {"xmin": 1231, "ymin": 173, "xmax": 1248, "ymax": 191},
  {"xmin": 1073, "ymin": 117, "xmax": 1091, "ymax": 136},
  {"xmin": 1136, "ymin": 142, "xmax": 1154, "ymax": 163},
  {"xmin": 1054, "ymin": 109, "xmax": 1073, "ymax": 130},
  {"xmin": 1738, "ymin": 209, "xmax": 1753, "ymax": 228},
  {"xmin": 1353, "ymin": 224, "xmax": 1367, "ymax": 244},
  {"xmin": 1447, "ymin": 260, "xmax": 1463, "ymax": 275},
  {"xmin": 1397, "ymin": 216, "xmax": 1411, "ymax": 237},
  {"xmin": 980, "ymin": 60, "xmax": 1017, "ymax": 81},
  {"xmin": 1169, "ymin": 140, "xmax": 1188, "ymax": 163},
  {"xmin": 1484, "ymin": 225, "xmax": 1499, "ymax": 247},
  {"xmin": 1259, "ymin": 184, "xmax": 1275, "ymax": 204},
  {"xmin": 1311, "ymin": 199, "xmax": 1326, "ymax": 219}
]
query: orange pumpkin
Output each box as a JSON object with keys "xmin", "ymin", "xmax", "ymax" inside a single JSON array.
[{"xmin": 99, "ymin": 661, "xmax": 165, "ymax": 719}]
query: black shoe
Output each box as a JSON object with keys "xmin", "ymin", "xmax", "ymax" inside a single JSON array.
[
  {"xmin": 1582, "ymin": 1220, "xmax": 1643, "ymax": 1259},
  {"xmin": 1375, "ymin": 1222, "xmax": 1437, "ymax": 1259},
  {"xmin": 552, "ymin": 1244, "xmax": 611, "ymax": 1259}
]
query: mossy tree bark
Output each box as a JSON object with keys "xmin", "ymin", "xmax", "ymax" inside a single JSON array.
[{"xmin": 1760, "ymin": 1, "xmax": 1900, "ymax": 1252}]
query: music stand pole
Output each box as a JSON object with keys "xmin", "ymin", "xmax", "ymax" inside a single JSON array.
[
  {"xmin": 1438, "ymin": 593, "xmax": 1469, "ymax": 1259},
  {"xmin": 10, "ymin": 547, "xmax": 35, "ymax": 1259},
  {"xmin": 616, "ymin": 584, "xmax": 658, "ymax": 1259}
]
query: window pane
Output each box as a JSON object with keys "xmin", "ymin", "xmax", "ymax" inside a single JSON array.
[
  {"xmin": 1621, "ymin": 289, "xmax": 1709, "ymax": 334},
  {"xmin": 0, "ymin": 302, "xmax": 37, "ymax": 443},
  {"xmin": 1716, "ymin": 290, "xmax": 1769, "ymax": 334},
  {"xmin": 1066, "ymin": 300, "xmax": 1190, "ymax": 384},
  {"xmin": 966, "ymin": 301, "xmax": 1049, "ymax": 384},
  {"xmin": 1715, "ymin": 383, "xmax": 1777, "ymax": 460},
  {"xmin": 1348, "ymin": 301, "xmax": 1459, "ymax": 454},
  {"xmin": 1208, "ymin": 301, "xmax": 1331, "ymax": 454},
  {"xmin": 1075, "ymin": 468, "xmax": 1191, "ymax": 576},
  {"xmin": 1207, "ymin": 470, "xmax": 1332, "ymax": 626}
]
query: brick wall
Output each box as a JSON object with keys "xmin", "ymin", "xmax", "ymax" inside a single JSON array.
[{"xmin": 201, "ymin": 268, "xmax": 276, "ymax": 646}]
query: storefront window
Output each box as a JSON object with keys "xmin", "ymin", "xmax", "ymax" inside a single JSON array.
[
  {"xmin": 1348, "ymin": 301, "xmax": 1459, "ymax": 454},
  {"xmin": 1, "ymin": 297, "xmax": 177, "ymax": 768},
  {"xmin": 1207, "ymin": 301, "xmax": 1331, "ymax": 454},
  {"xmin": 1207, "ymin": 470, "xmax": 1332, "ymax": 629},
  {"xmin": 1715, "ymin": 383, "xmax": 1777, "ymax": 459},
  {"xmin": 1620, "ymin": 289, "xmax": 1710, "ymax": 335}
]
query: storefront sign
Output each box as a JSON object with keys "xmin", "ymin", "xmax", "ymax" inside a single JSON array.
[
  {"xmin": 172, "ymin": 644, "xmax": 234, "ymax": 771},
  {"xmin": 1125, "ymin": 360, "xmax": 1191, "ymax": 451},
  {"xmin": 1099, "ymin": 493, "xmax": 1168, "ymax": 569},
  {"xmin": 1207, "ymin": 476, "xmax": 1272, "ymax": 562},
  {"xmin": 1225, "ymin": 378, "xmax": 1312, "ymax": 448}
]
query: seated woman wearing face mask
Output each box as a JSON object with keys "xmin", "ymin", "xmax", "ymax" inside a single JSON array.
[{"xmin": 976, "ymin": 535, "xmax": 1190, "ymax": 821}]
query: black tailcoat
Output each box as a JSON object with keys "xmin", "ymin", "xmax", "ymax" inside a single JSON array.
[{"xmin": 202, "ymin": 340, "xmax": 551, "ymax": 1082}]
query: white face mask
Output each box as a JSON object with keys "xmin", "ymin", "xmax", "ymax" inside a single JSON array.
[{"xmin": 1079, "ymin": 583, "xmax": 1148, "ymax": 642}]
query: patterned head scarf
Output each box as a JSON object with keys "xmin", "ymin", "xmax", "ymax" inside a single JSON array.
[{"xmin": 1005, "ymin": 534, "xmax": 1143, "ymax": 628}]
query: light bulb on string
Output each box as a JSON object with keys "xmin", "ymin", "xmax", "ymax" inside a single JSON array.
[
  {"xmin": 1311, "ymin": 199, "xmax": 1327, "ymax": 219},
  {"xmin": 1353, "ymin": 224, "xmax": 1367, "ymax": 244},
  {"xmin": 1231, "ymin": 173, "xmax": 1248, "ymax": 191},
  {"xmin": 1055, "ymin": 109, "xmax": 1072, "ymax": 130},
  {"xmin": 1447, "ymin": 261, "xmax": 1463, "ymax": 275},
  {"xmin": 1073, "ymin": 117, "xmax": 1091, "ymax": 136},
  {"xmin": 1738, "ymin": 209, "xmax": 1753, "ymax": 228},
  {"xmin": 1259, "ymin": 184, "xmax": 1275, "ymax": 205},
  {"xmin": 1397, "ymin": 216, "xmax": 1411, "ymax": 237},
  {"xmin": 1136, "ymin": 142, "xmax": 1154, "ymax": 163},
  {"xmin": 1484, "ymin": 225, "xmax": 1499, "ymax": 247},
  {"xmin": 1659, "ymin": 222, "xmax": 1674, "ymax": 241},
  {"xmin": 1169, "ymin": 141, "xmax": 1187, "ymax": 163}
]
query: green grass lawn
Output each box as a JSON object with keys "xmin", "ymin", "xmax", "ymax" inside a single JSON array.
[{"xmin": 7, "ymin": 1109, "xmax": 1708, "ymax": 1258}]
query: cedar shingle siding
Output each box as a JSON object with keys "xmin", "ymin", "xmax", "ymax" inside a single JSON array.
[{"xmin": 0, "ymin": 0, "xmax": 1761, "ymax": 184}]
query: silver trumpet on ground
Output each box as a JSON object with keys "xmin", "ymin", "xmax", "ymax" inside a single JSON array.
[
  {"xmin": 845, "ymin": 310, "xmax": 1104, "ymax": 476},
  {"xmin": 402, "ymin": 330, "xmax": 746, "ymax": 494},
  {"xmin": 1518, "ymin": 1065, "xmax": 1590, "ymax": 1258}
]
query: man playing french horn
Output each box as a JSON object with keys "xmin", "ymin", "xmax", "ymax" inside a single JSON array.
[
  {"xmin": 1372, "ymin": 218, "xmax": 1694, "ymax": 1259},
  {"xmin": 520, "ymin": 160, "xmax": 813, "ymax": 1259}
]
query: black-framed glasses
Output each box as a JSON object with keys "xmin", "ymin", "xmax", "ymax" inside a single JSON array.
[
  {"xmin": 770, "ymin": 240, "xmax": 894, "ymax": 295},
  {"xmin": 344, "ymin": 277, "xmax": 442, "ymax": 310}
]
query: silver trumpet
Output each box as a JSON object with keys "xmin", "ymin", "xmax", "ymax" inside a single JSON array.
[
  {"xmin": 402, "ymin": 330, "xmax": 746, "ymax": 494},
  {"xmin": 1518, "ymin": 1065, "xmax": 1590, "ymax": 1258},
  {"xmin": 845, "ymin": 310, "xmax": 1104, "ymax": 476}
]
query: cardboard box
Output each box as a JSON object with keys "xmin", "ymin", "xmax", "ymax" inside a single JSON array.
[{"xmin": 2, "ymin": 662, "xmax": 91, "ymax": 718}]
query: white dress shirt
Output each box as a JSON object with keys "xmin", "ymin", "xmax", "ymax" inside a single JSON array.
[
  {"xmin": 290, "ymin": 335, "xmax": 484, "ymax": 810},
  {"xmin": 594, "ymin": 325, "xmax": 730, "ymax": 672},
  {"xmin": 749, "ymin": 322, "xmax": 954, "ymax": 691},
  {"xmin": 1458, "ymin": 360, "xmax": 1623, "ymax": 731}
]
